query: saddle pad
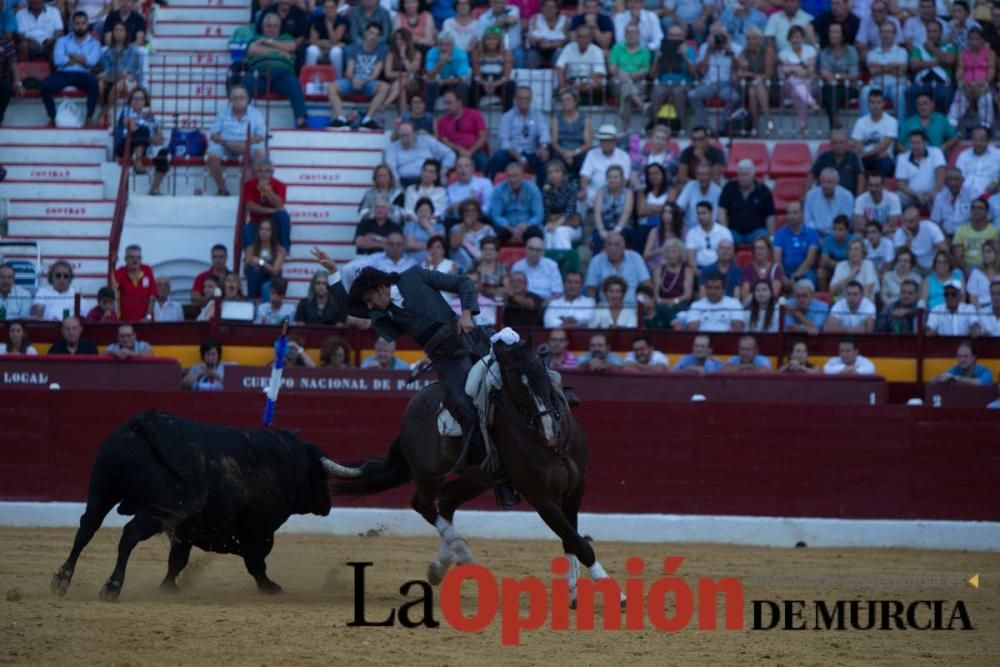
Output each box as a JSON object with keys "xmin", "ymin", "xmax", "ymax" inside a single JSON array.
[{"xmin": 437, "ymin": 408, "xmax": 463, "ymax": 438}]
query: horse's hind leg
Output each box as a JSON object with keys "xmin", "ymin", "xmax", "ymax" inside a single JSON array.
[
  {"xmin": 51, "ymin": 492, "xmax": 119, "ymax": 597},
  {"xmin": 427, "ymin": 476, "xmax": 487, "ymax": 584}
]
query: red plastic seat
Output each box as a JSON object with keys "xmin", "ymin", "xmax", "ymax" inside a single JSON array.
[
  {"xmin": 814, "ymin": 291, "xmax": 832, "ymax": 305},
  {"xmin": 299, "ymin": 65, "xmax": 335, "ymax": 102},
  {"xmin": 16, "ymin": 61, "xmax": 50, "ymax": 98},
  {"xmin": 724, "ymin": 141, "xmax": 769, "ymax": 178},
  {"xmin": 948, "ymin": 142, "xmax": 969, "ymax": 167},
  {"xmin": 735, "ymin": 250, "xmax": 753, "ymax": 269},
  {"xmin": 817, "ymin": 142, "xmax": 831, "ymax": 156},
  {"xmin": 771, "ymin": 178, "xmax": 808, "ymax": 214},
  {"xmin": 883, "ymin": 177, "xmax": 898, "ymax": 191},
  {"xmin": 769, "ymin": 142, "xmax": 812, "ymax": 178},
  {"xmin": 498, "ymin": 246, "xmax": 526, "ymax": 265}
]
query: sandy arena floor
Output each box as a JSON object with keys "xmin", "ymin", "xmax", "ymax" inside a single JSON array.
[{"xmin": 0, "ymin": 527, "xmax": 997, "ymax": 665}]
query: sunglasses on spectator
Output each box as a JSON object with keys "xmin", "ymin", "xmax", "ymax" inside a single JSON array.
[{"xmin": 54, "ymin": 273, "xmax": 71, "ymax": 279}]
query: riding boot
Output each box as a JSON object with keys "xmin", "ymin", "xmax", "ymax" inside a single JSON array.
[{"xmin": 494, "ymin": 481, "xmax": 521, "ymax": 509}]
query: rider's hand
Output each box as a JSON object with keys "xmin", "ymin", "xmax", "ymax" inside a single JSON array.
[
  {"xmin": 458, "ymin": 312, "xmax": 475, "ymax": 333},
  {"xmin": 311, "ymin": 246, "xmax": 337, "ymax": 272}
]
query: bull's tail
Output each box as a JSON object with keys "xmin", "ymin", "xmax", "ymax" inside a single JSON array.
[{"xmin": 331, "ymin": 437, "xmax": 411, "ymax": 497}]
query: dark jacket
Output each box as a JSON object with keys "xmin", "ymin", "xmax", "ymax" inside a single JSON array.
[
  {"xmin": 47, "ymin": 339, "xmax": 99, "ymax": 355},
  {"xmin": 330, "ymin": 266, "xmax": 479, "ymax": 341}
]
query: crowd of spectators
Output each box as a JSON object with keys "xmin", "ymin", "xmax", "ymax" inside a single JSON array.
[{"xmin": 4, "ymin": 0, "xmax": 1000, "ymax": 395}]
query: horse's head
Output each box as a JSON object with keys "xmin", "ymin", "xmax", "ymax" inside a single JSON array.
[{"xmin": 493, "ymin": 340, "xmax": 562, "ymax": 448}]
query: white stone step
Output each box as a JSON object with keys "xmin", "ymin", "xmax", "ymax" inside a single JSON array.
[
  {"xmin": 0, "ymin": 181, "xmax": 106, "ymax": 200},
  {"xmin": 0, "ymin": 128, "xmax": 109, "ymax": 145},
  {"xmin": 2, "ymin": 163, "xmax": 103, "ymax": 182},
  {"xmin": 289, "ymin": 222, "xmax": 356, "ymax": 244},
  {"xmin": 274, "ymin": 165, "xmax": 372, "ymax": 187},
  {"xmin": 286, "ymin": 203, "xmax": 361, "ymax": 225},
  {"xmin": 2, "ymin": 236, "xmax": 109, "ymax": 258},
  {"xmin": 149, "ymin": 55, "xmax": 230, "ymax": 68},
  {"xmin": 154, "ymin": 7, "xmax": 250, "ymax": 23},
  {"xmin": 269, "ymin": 129, "xmax": 388, "ymax": 151},
  {"xmin": 151, "ymin": 81, "xmax": 229, "ymax": 98},
  {"xmin": 0, "ymin": 144, "xmax": 108, "ymax": 164},
  {"xmin": 153, "ymin": 35, "xmax": 232, "ymax": 52},
  {"xmin": 153, "ymin": 20, "xmax": 247, "ymax": 38},
  {"xmin": 8, "ymin": 199, "xmax": 116, "ymax": 219},
  {"xmin": 267, "ymin": 146, "xmax": 384, "ymax": 168},
  {"xmin": 7, "ymin": 219, "xmax": 113, "ymax": 238},
  {"xmin": 285, "ymin": 183, "xmax": 368, "ymax": 204}
]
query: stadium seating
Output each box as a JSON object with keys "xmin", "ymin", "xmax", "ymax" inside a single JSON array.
[
  {"xmin": 771, "ymin": 178, "xmax": 808, "ymax": 214},
  {"xmin": 724, "ymin": 141, "xmax": 769, "ymax": 178},
  {"xmin": 769, "ymin": 142, "xmax": 812, "ymax": 178}
]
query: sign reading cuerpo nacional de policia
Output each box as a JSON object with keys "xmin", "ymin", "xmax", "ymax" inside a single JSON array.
[{"xmin": 226, "ymin": 367, "xmax": 433, "ymax": 395}]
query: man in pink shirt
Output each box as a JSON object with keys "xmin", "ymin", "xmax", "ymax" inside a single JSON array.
[{"xmin": 434, "ymin": 90, "xmax": 489, "ymax": 174}]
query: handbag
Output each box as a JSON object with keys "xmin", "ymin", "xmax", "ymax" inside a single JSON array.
[
  {"xmin": 167, "ymin": 129, "xmax": 207, "ymax": 158},
  {"xmin": 55, "ymin": 100, "xmax": 84, "ymax": 128}
]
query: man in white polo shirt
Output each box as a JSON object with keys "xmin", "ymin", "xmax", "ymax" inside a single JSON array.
[
  {"xmin": 894, "ymin": 129, "xmax": 946, "ymax": 210},
  {"xmin": 926, "ymin": 279, "xmax": 981, "ymax": 336},
  {"xmin": 511, "ymin": 238, "xmax": 564, "ymax": 300},
  {"xmin": 544, "ymin": 272, "xmax": 596, "ymax": 328},
  {"xmin": 823, "ymin": 338, "xmax": 877, "ymax": 374},
  {"xmin": 825, "ymin": 281, "xmax": 877, "ymax": 333},
  {"xmin": 955, "ymin": 125, "xmax": 1000, "ymax": 196},
  {"xmin": 892, "ymin": 206, "xmax": 949, "ymax": 271},
  {"xmin": 685, "ymin": 272, "xmax": 744, "ymax": 332}
]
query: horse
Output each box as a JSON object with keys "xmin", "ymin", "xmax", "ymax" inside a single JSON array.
[{"xmin": 327, "ymin": 339, "xmax": 616, "ymax": 600}]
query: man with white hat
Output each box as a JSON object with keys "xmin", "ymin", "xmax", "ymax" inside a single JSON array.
[{"xmin": 579, "ymin": 123, "xmax": 630, "ymax": 207}]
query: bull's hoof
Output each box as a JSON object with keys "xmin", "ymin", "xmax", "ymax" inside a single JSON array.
[
  {"xmin": 159, "ymin": 580, "xmax": 180, "ymax": 594},
  {"xmin": 50, "ymin": 570, "xmax": 72, "ymax": 597},
  {"xmin": 99, "ymin": 580, "xmax": 122, "ymax": 602},
  {"xmin": 257, "ymin": 581, "xmax": 282, "ymax": 595}
]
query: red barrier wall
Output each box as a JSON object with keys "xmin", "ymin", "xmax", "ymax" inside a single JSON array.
[{"xmin": 1, "ymin": 392, "xmax": 998, "ymax": 521}]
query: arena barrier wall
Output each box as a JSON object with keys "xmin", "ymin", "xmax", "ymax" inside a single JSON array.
[{"xmin": 1, "ymin": 390, "xmax": 998, "ymax": 549}]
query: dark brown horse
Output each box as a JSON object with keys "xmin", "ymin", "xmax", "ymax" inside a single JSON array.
[{"xmin": 328, "ymin": 340, "xmax": 614, "ymax": 598}]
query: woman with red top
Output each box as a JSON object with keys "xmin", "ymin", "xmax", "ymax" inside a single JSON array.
[
  {"xmin": 651, "ymin": 238, "xmax": 694, "ymax": 328},
  {"xmin": 947, "ymin": 27, "xmax": 995, "ymax": 129},
  {"xmin": 740, "ymin": 236, "xmax": 784, "ymax": 304}
]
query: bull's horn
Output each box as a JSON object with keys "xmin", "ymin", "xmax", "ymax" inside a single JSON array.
[{"xmin": 321, "ymin": 457, "xmax": 362, "ymax": 478}]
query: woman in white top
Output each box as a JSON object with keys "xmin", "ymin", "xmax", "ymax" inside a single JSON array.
[
  {"xmin": 422, "ymin": 235, "xmax": 456, "ymax": 305},
  {"xmin": 403, "ymin": 160, "xmax": 448, "ymax": 220},
  {"xmin": 744, "ymin": 280, "xmax": 781, "ymax": 332},
  {"xmin": 421, "ymin": 235, "xmax": 455, "ymax": 275},
  {"xmin": 830, "ymin": 239, "xmax": 881, "ymax": 300},
  {"xmin": 526, "ymin": 0, "xmax": 568, "ymax": 68},
  {"xmin": 442, "ymin": 0, "xmax": 482, "ymax": 53},
  {"xmin": 778, "ymin": 25, "xmax": 819, "ymax": 134},
  {"xmin": 966, "ymin": 239, "xmax": 999, "ymax": 308},
  {"xmin": 0, "ymin": 320, "xmax": 38, "ymax": 355},
  {"xmin": 592, "ymin": 275, "xmax": 638, "ymax": 329},
  {"xmin": 31, "ymin": 261, "xmax": 78, "ymax": 322},
  {"xmin": 182, "ymin": 340, "xmax": 226, "ymax": 392}
]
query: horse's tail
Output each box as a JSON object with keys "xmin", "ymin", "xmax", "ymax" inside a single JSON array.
[{"xmin": 330, "ymin": 437, "xmax": 412, "ymax": 497}]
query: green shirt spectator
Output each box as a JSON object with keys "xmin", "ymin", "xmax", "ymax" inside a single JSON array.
[
  {"xmin": 609, "ymin": 42, "xmax": 652, "ymax": 74},
  {"xmin": 897, "ymin": 111, "xmax": 956, "ymax": 151},
  {"xmin": 247, "ymin": 32, "xmax": 296, "ymax": 74}
]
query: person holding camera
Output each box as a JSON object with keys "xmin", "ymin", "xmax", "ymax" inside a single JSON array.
[{"xmin": 688, "ymin": 24, "xmax": 742, "ymax": 134}]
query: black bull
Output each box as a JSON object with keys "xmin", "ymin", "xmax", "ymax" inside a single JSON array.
[{"xmin": 51, "ymin": 410, "xmax": 358, "ymax": 601}]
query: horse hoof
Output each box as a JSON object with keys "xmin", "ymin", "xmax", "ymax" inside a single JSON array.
[
  {"xmin": 258, "ymin": 581, "xmax": 283, "ymax": 595},
  {"xmin": 51, "ymin": 571, "xmax": 71, "ymax": 597},
  {"xmin": 99, "ymin": 581, "xmax": 121, "ymax": 602},
  {"xmin": 427, "ymin": 562, "xmax": 446, "ymax": 586},
  {"xmin": 159, "ymin": 580, "xmax": 180, "ymax": 594}
]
